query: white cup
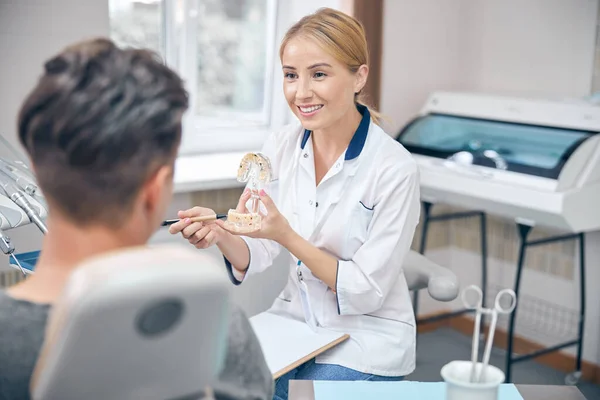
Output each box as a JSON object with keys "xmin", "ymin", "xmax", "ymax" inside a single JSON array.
[{"xmin": 441, "ymin": 360, "xmax": 505, "ymax": 400}]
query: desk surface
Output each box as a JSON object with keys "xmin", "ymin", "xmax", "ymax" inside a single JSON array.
[{"xmin": 288, "ymin": 380, "xmax": 588, "ymax": 400}]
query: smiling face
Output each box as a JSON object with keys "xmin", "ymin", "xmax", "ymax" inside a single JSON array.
[{"xmin": 281, "ymin": 36, "xmax": 367, "ymax": 132}]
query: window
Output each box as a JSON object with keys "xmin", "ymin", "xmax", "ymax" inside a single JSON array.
[
  {"xmin": 109, "ymin": 0, "xmax": 289, "ymax": 154},
  {"xmin": 109, "ymin": 0, "xmax": 163, "ymax": 55}
]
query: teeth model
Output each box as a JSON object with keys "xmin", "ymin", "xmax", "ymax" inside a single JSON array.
[
  {"xmin": 227, "ymin": 152, "xmax": 272, "ymax": 233},
  {"xmin": 237, "ymin": 153, "xmax": 271, "ymax": 184},
  {"xmin": 224, "ymin": 209, "xmax": 261, "ymax": 233}
]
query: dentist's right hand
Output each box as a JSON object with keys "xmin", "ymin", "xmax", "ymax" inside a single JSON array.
[
  {"xmin": 172, "ymin": 189, "xmax": 253, "ymax": 273},
  {"xmin": 168, "ymin": 206, "xmax": 223, "ymax": 249},
  {"xmin": 169, "ymin": 189, "xmax": 253, "ymax": 250}
]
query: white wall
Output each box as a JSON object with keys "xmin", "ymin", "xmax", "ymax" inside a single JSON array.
[
  {"xmin": 381, "ymin": 0, "xmax": 600, "ymax": 364},
  {"xmin": 380, "ymin": 0, "xmax": 468, "ymax": 134},
  {"xmin": 461, "ymin": 0, "xmax": 596, "ymax": 99},
  {"xmin": 381, "ymin": 0, "xmax": 598, "ymax": 134},
  {"xmin": 0, "ymin": 0, "xmax": 110, "ymax": 153}
]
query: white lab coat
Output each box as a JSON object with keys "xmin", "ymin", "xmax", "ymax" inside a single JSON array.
[{"xmin": 225, "ymin": 107, "xmax": 421, "ymax": 377}]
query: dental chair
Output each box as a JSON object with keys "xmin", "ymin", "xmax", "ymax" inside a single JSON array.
[
  {"xmin": 403, "ymin": 250, "xmax": 459, "ymax": 302},
  {"xmin": 30, "ymin": 245, "xmax": 231, "ymax": 400}
]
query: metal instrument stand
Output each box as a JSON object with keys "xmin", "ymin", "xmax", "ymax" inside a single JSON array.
[{"xmin": 505, "ymin": 224, "xmax": 586, "ymax": 384}]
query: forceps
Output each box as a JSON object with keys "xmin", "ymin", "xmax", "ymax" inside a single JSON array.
[{"xmin": 461, "ymin": 284, "xmax": 517, "ymax": 383}]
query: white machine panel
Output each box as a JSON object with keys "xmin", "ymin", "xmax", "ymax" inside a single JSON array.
[{"xmin": 396, "ymin": 92, "xmax": 600, "ymax": 232}]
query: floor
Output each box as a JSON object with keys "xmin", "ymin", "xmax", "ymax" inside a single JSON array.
[{"xmin": 409, "ymin": 328, "xmax": 600, "ymax": 400}]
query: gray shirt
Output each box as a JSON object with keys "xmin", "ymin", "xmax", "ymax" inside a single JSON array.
[{"xmin": 0, "ymin": 290, "xmax": 273, "ymax": 400}]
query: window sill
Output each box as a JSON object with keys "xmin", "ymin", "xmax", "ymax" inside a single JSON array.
[{"xmin": 173, "ymin": 152, "xmax": 253, "ymax": 193}]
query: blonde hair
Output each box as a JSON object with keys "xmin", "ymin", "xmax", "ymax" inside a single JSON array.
[{"xmin": 280, "ymin": 7, "xmax": 382, "ymax": 125}]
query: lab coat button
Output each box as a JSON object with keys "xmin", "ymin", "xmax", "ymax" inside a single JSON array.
[{"xmin": 303, "ymin": 153, "xmax": 308, "ymax": 158}]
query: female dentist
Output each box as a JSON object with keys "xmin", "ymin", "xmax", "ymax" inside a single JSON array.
[{"xmin": 169, "ymin": 7, "xmax": 421, "ymax": 399}]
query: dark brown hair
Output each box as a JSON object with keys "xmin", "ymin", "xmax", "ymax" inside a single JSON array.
[{"xmin": 18, "ymin": 38, "xmax": 189, "ymax": 227}]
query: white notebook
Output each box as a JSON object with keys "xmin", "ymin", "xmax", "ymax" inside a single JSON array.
[{"xmin": 249, "ymin": 312, "xmax": 349, "ymax": 379}]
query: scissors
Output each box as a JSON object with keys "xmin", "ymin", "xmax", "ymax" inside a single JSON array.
[{"xmin": 461, "ymin": 284, "xmax": 517, "ymax": 383}]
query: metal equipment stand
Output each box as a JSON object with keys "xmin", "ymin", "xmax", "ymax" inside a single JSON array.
[
  {"xmin": 505, "ymin": 224, "xmax": 586, "ymax": 384},
  {"xmin": 413, "ymin": 202, "xmax": 488, "ymax": 328}
]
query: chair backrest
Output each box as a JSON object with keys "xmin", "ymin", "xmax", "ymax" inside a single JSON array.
[
  {"xmin": 403, "ymin": 250, "xmax": 459, "ymax": 302},
  {"xmin": 30, "ymin": 244, "xmax": 231, "ymax": 400}
]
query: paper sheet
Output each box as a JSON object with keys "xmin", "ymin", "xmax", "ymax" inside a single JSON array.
[
  {"xmin": 249, "ymin": 312, "xmax": 347, "ymax": 377},
  {"xmin": 313, "ymin": 381, "xmax": 524, "ymax": 400}
]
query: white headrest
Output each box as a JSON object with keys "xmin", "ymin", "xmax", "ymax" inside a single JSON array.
[{"xmin": 31, "ymin": 244, "xmax": 231, "ymax": 400}]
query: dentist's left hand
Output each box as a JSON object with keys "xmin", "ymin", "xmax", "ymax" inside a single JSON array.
[{"xmin": 217, "ymin": 189, "xmax": 293, "ymax": 243}]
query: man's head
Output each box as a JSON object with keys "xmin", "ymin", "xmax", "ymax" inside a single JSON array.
[{"xmin": 17, "ymin": 38, "xmax": 188, "ymax": 241}]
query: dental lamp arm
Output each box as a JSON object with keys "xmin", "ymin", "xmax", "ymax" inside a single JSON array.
[
  {"xmin": 0, "ymin": 160, "xmax": 38, "ymax": 195},
  {"xmin": 0, "ymin": 134, "xmax": 35, "ymax": 179},
  {"xmin": 0, "ymin": 176, "xmax": 48, "ymax": 234}
]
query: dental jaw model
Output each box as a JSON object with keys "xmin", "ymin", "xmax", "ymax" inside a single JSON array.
[
  {"xmin": 224, "ymin": 153, "xmax": 271, "ymax": 233},
  {"xmin": 225, "ymin": 211, "xmax": 261, "ymax": 233}
]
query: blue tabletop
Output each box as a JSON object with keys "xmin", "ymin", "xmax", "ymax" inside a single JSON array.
[{"xmin": 313, "ymin": 381, "xmax": 524, "ymax": 400}]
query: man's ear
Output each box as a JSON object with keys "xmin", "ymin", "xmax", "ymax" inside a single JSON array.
[
  {"xmin": 142, "ymin": 165, "xmax": 173, "ymax": 214},
  {"xmin": 354, "ymin": 64, "xmax": 369, "ymax": 94}
]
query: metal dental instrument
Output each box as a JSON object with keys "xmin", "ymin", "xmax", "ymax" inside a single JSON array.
[
  {"xmin": 461, "ymin": 284, "xmax": 517, "ymax": 383},
  {"xmin": 0, "ymin": 160, "xmax": 38, "ymax": 196},
  {"xmin": 0, "ymin": 228, "xmax": 27, "ymax": 277}
]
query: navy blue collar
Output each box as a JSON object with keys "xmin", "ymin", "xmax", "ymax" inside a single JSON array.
[{"xmin": 300, "ymin": 104, "xmax": 370, "ymax": 160}]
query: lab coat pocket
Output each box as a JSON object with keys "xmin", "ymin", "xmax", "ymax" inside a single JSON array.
[
  {"xmin": 321, "ymin": 287, "xmax": 341, "ymax": 327},
  {"xmin": 345, "ymin": 202, "xmax": 375, "ymax": 254}
]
